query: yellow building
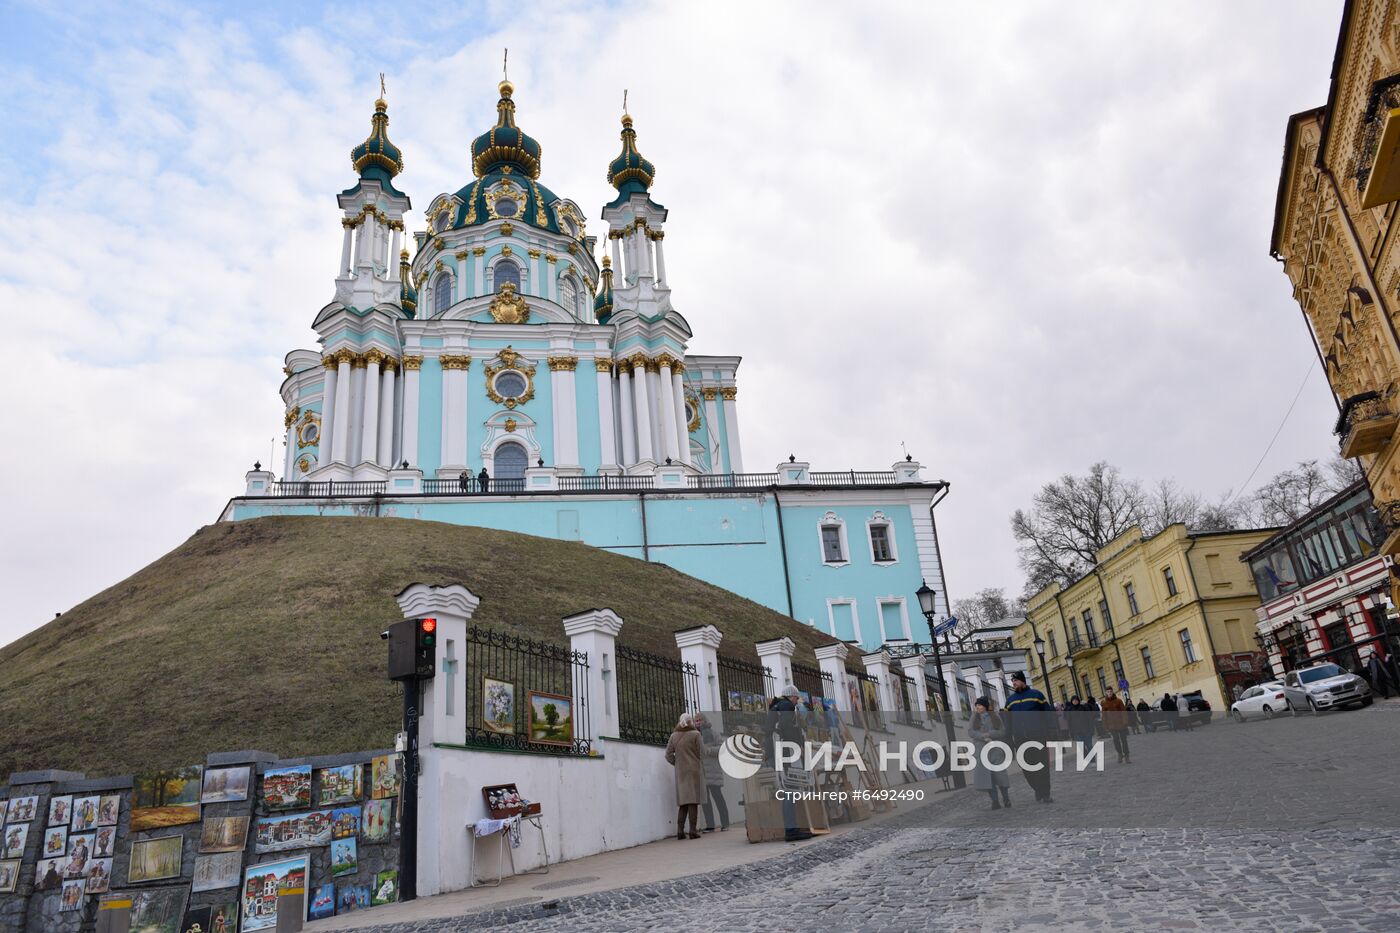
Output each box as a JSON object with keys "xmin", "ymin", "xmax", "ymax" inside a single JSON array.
[
  {"xmin": 1272, "ymin": 1, "xmax": 1400, "ymax": 592},
  {"xmin": 1011, "ymin": 524, "xmax": 1274, "ymax": 710}
]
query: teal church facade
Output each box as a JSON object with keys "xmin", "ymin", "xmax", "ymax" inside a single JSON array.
[{"xmin": 223, "ymin": 81, "xmax": 952, "ymax": 650}]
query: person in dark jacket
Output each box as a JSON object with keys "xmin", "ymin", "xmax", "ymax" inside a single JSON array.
[
  {"xmin": 477, "ymin": 466, "xmax": 490, "ymax": 493},
  {"xmin": 694, "ymin": 714, "xmax": 729, "ymax": 831},
  {"xmin": 1004, "ymin": 671, "xmax": 1054, "ymax": 804},
  {"xmin": 766, "ymin": 684, "xmax": 812, "ymax": 841},
  {"xmin": 1367, "ymin": 650, "xmax": 1394, "ymax": 699},
  {"xmin": 1161, "ymin": 692, "xmax": 1179, "ymax": 731},
  {"xmin": 458, "ymin": 470, "xmax": 471, "ymax": 492}
]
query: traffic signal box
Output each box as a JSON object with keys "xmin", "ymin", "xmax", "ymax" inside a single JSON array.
[{"xmin": 387, "ymin": 617, "xmax": 437, "ymax": 680}]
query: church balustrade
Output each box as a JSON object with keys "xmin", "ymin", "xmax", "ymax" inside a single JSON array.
[
  {"xmin": 267, "ymin": 480, "xmax": 387, "ymax": 497},
  {"xmin": 809, "ymin": 470, "xmax": 898, "ymax": 487}
]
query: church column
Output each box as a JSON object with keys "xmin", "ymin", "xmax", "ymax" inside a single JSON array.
[
  {"xmin": 610, "ymin": 231, "xmax": 623, "ymax": 283},
  {"xmin": 331, "ymin": 351, "xmax": 353, "ymax": 464},
  {"xmin": 721, "ymin": 387, "xmax": 744, "ymax": 472},
  {"xmin": 546, "ymin": 255, "xmax": 558, "ymax": 302},
  {"xmin": 652, "ymin": 231, "xmax": 667, "ymax": 285},
  {"xmin": 596, "ymin": 359, "xmax": 619, "ymax": 470},
  {"xmin": 656, "ymin": 357, "xmax": 679, "ymax": 464},
  {"xmin": 672, "ymin": 365, "xmax": 691, "ymax": 467},
  {"xmin": 645, "ymin": 361, "xmax": 664, "ymax": 461},
  {"xmin": 702, "ymin": 387, "xmax": 722, "ymax": 472},
  {"xmin": 401, "ymin": 356, "xmax": 422, "ymax": 468},
  {"xmin": 636, "ymin": 225, "xmax": 653, "ymax": 279},
  {"xmin": 389, "ymin": 225, "xmax": 402, "ymax": 279},
  {"xmin": 631, "ymin": 356, "xmax": 655, "ymax": 463},
  {"xmin": 454, "ymin": 252, "xmax": 468, "ymax": 301},
  {"xmin": 378, "ymin": 359, "xmax": 397, "ymax": 466},
  {"xmin": 340, "ymin": 221, "xmax": 354, "ymax": 275},
  {"xmin": 549, "ymin": 356, "xmax": 580, "ymax": 469},
  {"xmin": 473, "ymin": 247, "xmax": 485, "ymax": 297},
  {"xmin": 440, "ymin": 355, "xmax": 470, "ymax": 469},
  {"xmin": 320, "ymin": 357, "xmax": 339, "ymax": 464},
  {"xmin": 359, "ymin": 353, "xmax": 381, "ymax": 464},
  {"xmin": 529, "ymin": 249, "xmax": 542, "ymax": 297},
  {"xmin": 617, "ymin": 362, "xmax": 637, "ymax": 466},
  {"xmin": 283, "ymin": 411, "xmax": 298, "ymax": 478}
]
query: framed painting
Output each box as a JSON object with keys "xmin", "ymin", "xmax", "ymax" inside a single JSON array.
[
  {"xmin": 0, "ymin": 858, "xmax": 19, "ymax": 894},
  {"xmin": 71, "ymin": 795, "xmax": 100, "ymax": 832},
  {"xmin": 337, "ymin": 884, "xmax": 369, "ymax": 913},
  {"xmin": 181, "ymin": 907, "xmax": 212, "ymax": 933},
  {"xmin": 200, "ymin": 816, "xmax": 249, "ymax": 854},
  {"xmin": 201, "ymin": 767, "xmax": 251, "ymax": 804},
  {"xmin": 63, "ymin": 832, "xmax": 94, "ymax": 877},
  {"xmin": 96, "ymin": 794, "xmax": 121, "ymax": 827},
  {"xmin": 240, "ymin": 855, "xmax": 308, "ymax": 932},
  {"xmin": 330, "ymin": 837, "xmax": 357, "ymax": 878},
  {"xmin": 93, "ymin": 825, "xmax": 117, "ymax": 858},
  {"xmin": 129, "ymin": 885, "xmax": 189, "ymax": 933},
  {"xmin": 3, "ymin": 824, "xmax": 27, "ymax": 859},
  {"xmin": 60, "ymin": 877, "xmax": 85, "ymax": 911},
  {"xmin": 726, "ymin": 690, "xmax": 742, "ymax": 711},
  {"xmin": 260, "ymin": 766, "xmax": 312, "ymax": 811},
  {"xmin": 34, "ymin": 856, "xmax": 63, "ymax": 890},
  {"xmin": 254, "ymin": 810, "xmax": 332, "ymax": 854},
  {"xmin": 208, "ymin": 900, "xmax": 239, "ymax": 933},
  {"xmin": 483, "ymin": 677, "xmax": 516, "ymax": 734},
  {"xmin": 362, "ymin": 799, "xmax": 393, "ymax": 842},
  {"xmin": 316, "ymin": 764, "xmax": 360, "ymax": 806},
  {"xmin": 47, "ymin": 795, "xmax": 73, "ymax": 827},
  {"xmin": 370, "ymin": 756, "xmax": 398, "ymax": 800},
  {"xmin": 85, "ymin": 857, "xmax": 113, "ymax": 894},
  {"xmin": 6, "ymin": 796, "xmax": 39, "ymax": 824},
  {"xmin": 192, "ymin": 852, "xmax": 243, "ymax": 893},
  {"xmin": 372, "ymin": 869, "xmax": 398, "ymax": 906},
  {"xmin": 128, "ymin": 834, "xmax": 184, "ymax": 883},
  {"xmin": 131, "ymin": 767, "xmax": 203, "ymax": 831},
  {"xmin": 308, "ymin": 883, "xmax": 335, "ymax": 921},
  {"xmin": 41, "ymin": 826, "xmax": 67, "ymax": 859},
  {"xmin": 329, "ymin": 806, "xmax": 361, "ymax": 839},
  {"xmin": 528, "ymin": 691, "xmax": 574, "ymax": 746}
]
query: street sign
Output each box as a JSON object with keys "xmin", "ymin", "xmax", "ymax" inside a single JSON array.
[
  {"xmin": 1118, "ymin": 678, "xmax": 1129, "ymax": 691},
  {"xmin": 933, "ymin": 616, "xmax": 958, "ymax": 637}
]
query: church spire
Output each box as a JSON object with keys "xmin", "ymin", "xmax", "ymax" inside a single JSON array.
[
  {"xmin": 594, "ymin": 255, "xmax": 615, "ymax": 323},
  {"xmin": 607, "ymin": 93, "xmax": 655, "ymax": 196},
  {"xmin": 350, "ymin": 82, "xmax": 405, "ymax": 184}
]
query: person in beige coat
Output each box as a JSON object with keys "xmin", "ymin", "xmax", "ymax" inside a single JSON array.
[{"xmin": 665, "ymin": 712, "xmax": 706, "ymax": 839}]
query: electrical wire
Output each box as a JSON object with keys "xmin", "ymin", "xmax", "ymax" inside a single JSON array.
[{"xmin": 1224, "ymin": 357, "xmax": 1317, "ymax": 506}]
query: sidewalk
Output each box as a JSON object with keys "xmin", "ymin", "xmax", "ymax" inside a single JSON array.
[{"xmin": 307, "ymin": 775, "xmax": 952, "ymax": 931}]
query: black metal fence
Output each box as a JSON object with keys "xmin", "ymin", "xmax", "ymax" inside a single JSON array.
[
  {"xmin": 614, "ymin": 645, "xmax": 701, "ymax": 745},
  {"xmin": 559, "ymin": 475, "xmax": 656, "ymax": 492},
  {"xmin": 423, "ymin": 477, "xmax": 526, "ymax": 494},
  {"xmin": 718, "ymin": 655, "xmax": 774, "ymax": 711},
  {"xmin": 791, "ymin": 662, "xmax": 831, "ymax": 703},
  {"xmin": 463, "ymin": 626, "xmax": 591, "ymax": 756},
  {"xmin": 267, "ymin": 480, "xmax": 387, "ymax": 497},
  {"xmin": 893, "ymin": 669, "xmax": 920, "ymax": 724}
]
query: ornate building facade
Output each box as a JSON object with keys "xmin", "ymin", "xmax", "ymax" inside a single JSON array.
[{"xmin": 224, "ymin": 79, "xmax": 952, "ymax": 650}]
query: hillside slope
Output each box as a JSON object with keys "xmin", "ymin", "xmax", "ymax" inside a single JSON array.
[{"xmin": 0, "ymin": 516, "xmax": 836, "ymax": 777}]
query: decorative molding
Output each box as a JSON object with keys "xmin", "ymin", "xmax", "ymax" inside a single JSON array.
[
  {"xmin": 439, "ymin": 354, "xmax": 472, "ymax": 371},
  {"xmin": 504, "ymin": 417, "xmax": 518, "ymax": 433},
  {"xmin": 454, "ymin": 250, "xmax": 468, "ymax": 260},
  {"xmin": 484, "ymin": 347, "xmax": 537, "ymax": 409},
  {"xmin": 643, "ymin": 358, "xmax": 660, "ymax": 374},
  {"xmin": 701, "ymin": 387, "xmax": 718, "ymax": 400},
  {"xmin": 500, "ymin": 223, "xmax": 515, "ymax": 237},
  {"xmin": 720, "ymin": 387, "xmax": 738, "ymax": 400},
  {"xmin": 284, "ymin": 406, "xmax": 301, "ymax": 429},
  {"xmin": 545, "ymin": 253, "xmax": 558, "ymax": 263},
  {"xmin": 472, "ymin": 247, "xmax": 486, "ymax": 257},
  {"xmin": 295, "ymin": 410, "xmax": 322, "ymax": 449},
  {"xmin": 656, "ymin": 352, "xmax": 678, "ymax": 370},
  {"xmin": 547, "ymin": 356, "xmax": 579, "ymax": 371},
  {"xmin": 488, "ymin": 282, "xmax": 530, "ymax": 324},
  {"xmin": 500, "ymin": 245, "xmax": 513, "ymax": 256},
  {"xmin": 362, "ymin": 348, "xmax": 388, "ymax": 369},
  {"xmin": 402, "ymin": 355, "xmax": 423, "ymax": 371},
  {"xmin": 528, "ymin": 248, "xmax": 542, "ymax": 259},
  {"xmin": 595, "ymin": 358, "xmax": 616, "ymax": 373}
]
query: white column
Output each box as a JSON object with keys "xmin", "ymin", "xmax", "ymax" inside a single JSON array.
[
  {"xmin": 815, "ymin": 643, "xmax": 852, "ymax": 712},
  {"xmin": 563, "ymin": 608, "xmax": 625, "ymax": 742},
  {"xmin": 401, "ymin": 359, "xmax": 421, "ymax": 469},
  {"xmin": 283, "ymin": 420, "xmax": 297, "ymax": 478},
  {"xmin": 636, "ymin": 229, "xmax": 652, "ymax": 279},
  {"xmin": 702, "ymin": 389, "xmax": 722, "ymax": 472},
  {"xmin": 340, "ymin": 225, "xmax": 354, "ymax": 275},
  {"xmin": 632, "ymin": 361, "xmax": 654, "ymax": 463},
  {"xmin": 900, "ymin": 656, "xmax": 930, "ymax": 714},
  {"xmin": 653, "ymin": 234, "xmax": 667, "ymax": 285},
  {"xmin": 990, "ymin": 675, "xmax": 1008, "ymax": 710},
  {"xmin": 331, "ymin": 356, "xmax": 352, "ymax": 464},
  {"xmin": 597, "ymin": 360, "xmax": 619, "ymax": 469},
  {"xmin": 378, "ymin": 363, "xmax": 396, "ymax": 466},
  {"xmin": 455, "ymin": 253, "xmax": 468, "ymax": 301},
  {"xmin": 656, "ymin": 360, "xmax": 679, "ymax": 464},
  {"xmin": 862, "ymin": 651, "xmax": 897, "ymax": 711},
  {"xmin": 756, "ymin": 637, "xmax": 797, "ymax": 694},
  {"xmin": 320, "ymin": 361, "xmax": 338, "ymax": 464},
  {"xmin": 396, "ymin": 583, "xmax": 482, "ymax": 749},
  {"xmin": 671, "ymin": 369, "xmax": 690, "ymax": 466},
  {"xmin": 676, "ymin": 625, "xmax": 724, "ymax": 712},
  {"xmin": 529, "ymin": 250, "xmax": 541, "ymax": 297},
  {"xmin": 940, "ymin": 663, "xmax": 963, "ymax": 714},
  {"xmin": 441, "ymin": 359, "xmax": 469, "ymax": 469},
  {"xmin": 610, "ymin": 233, "xmax": 623, "ymax": 279},
  {"xmin": 722, "ymin": 389, "xmax": 744, "ymax": 472},
  {"xmin": 547, "ymin": 258, "xmax": 558, "ymax": 302},
  {"xmin": 473, "ymin": 249, "xmax": 485, "ymax": 297},
  {"xmin": 618, "ymin": 365, "xmax": 637, "ymax": 466},
  {"xmin": 550, "ymin": 358, "xmax": 579, "ymax": 469},
  {"xmin": 389, "ymin": 227, "xmax": 402, "ymax": 278},
  {"xmin": 360, "ymin": 357, "xmax": 382, "ymax": 465},
  {"xmin": 645, "ymin": 368, "xmax": 664, "ymax": 461}
]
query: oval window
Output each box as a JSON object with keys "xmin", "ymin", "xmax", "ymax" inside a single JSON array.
[
  {"xmin": 495, "ymin": 371, "xmax": 527, "ymax": 399},
  {"xmin": 495, "ymin": 198, "xmax": 518, "ymax": 218}
]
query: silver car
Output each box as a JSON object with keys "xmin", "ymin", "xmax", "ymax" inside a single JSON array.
[{"xmin": 1282, "ymin": 663, "xmax": 1373, "ymax": 715}]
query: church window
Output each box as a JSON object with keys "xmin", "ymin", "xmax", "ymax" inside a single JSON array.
[
  {"xmin": 821, "ymin": 525, "xmax": 845, "ymax": 563},
  {"xmin": 494, "ymin": 441, "xmax": 528, "ymax": 489},
  {"xmin": 493, "ymin": 370, "xmax": 528, "ymax": 400},
  {"xmin": 433, "ymin": 212, "xmax": 449, "ymax": 233},
  {"xmin": 433, "ymin": 275, "xmax": 452, "ymax": 315},
  {"xmin": 494, "ymin": 197, "xmax": 518, "ymax": 218},
  {"xmin": 559, "ymin": 276, "xmax": 578, "ymax": 314},
  {"xmin": 495, "ymin": 260, "xmax": 521, "ymax": 292}
]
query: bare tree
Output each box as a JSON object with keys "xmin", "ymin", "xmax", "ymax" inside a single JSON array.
[
  {"xmin": 950, "ymin": 588, "xmax": 1024, "ymax": 641},
  {"xmin": 1012, "ymin": 462, "xmax": 1146, "ymax": 596},
  {"xmin": 1326, "ymin": 454, "xmax": 1367, "ymax": 491},
  {"xmin": 1248, "ymin": 460, "xmax": 1338, "ymax": 526},
  {"xmin": 1141, "ymin": 478, "xmax": 1206, "ymax": 535}
]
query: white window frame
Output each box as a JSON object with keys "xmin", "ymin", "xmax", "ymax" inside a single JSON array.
[
  {"xmin": 826, "ymin": 598, "xmax": 861, "ymax": 643},
  {"xmin": 432, "ymin": 270, "xmax": 455, "ymax": 316},
  {"xmin": 558, "ymin": 271, "xmax": 581, "ymax": 317},
  {"xmin": 817, "ymin": 511, "xmax": 850, "ymax": 567},
  {"xmin": 875, "ymin": 597, "xmax": 911, "ymax": 643},
  {"xmin": 1179, "ymin": 627, "xmax": 1198, "ymax": 664},
  {"xmin": 865, "ymin": 511, "xmax": 899, "ymax": 565}
]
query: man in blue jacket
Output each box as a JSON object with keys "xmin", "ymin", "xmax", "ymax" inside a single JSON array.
[{"xmin": 1004, "ymin": 671, "xmax": 1054, "ymax": 804}]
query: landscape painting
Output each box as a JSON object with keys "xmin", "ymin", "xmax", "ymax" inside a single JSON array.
[
  {"xmin": 528, "ymin": 691, "xmax": 574, "ymax": 746},
  {"xmin": 130, "ymin": 766, "xmax": 203, "ymax": 831},
  {"xmin": 5, "ymin": 796, "xmax": 38, "ymax": 824},
  {"xmin": 316, "ymin": 764, "xmax": 360, "ymax": 805},
  {"xmin": 201, "ymin": 766, "xmax": 251, "ymax": 804},
  {"xmin": 129, "ymin": 885, "xmax": 189, "ymax": 933},
  {"xmin": 363, "ymin": 799, "xmax": 393, "ymax": 842},
  {"xmin": 254, "ymin": 810, "xmax": 332, "ymax": 853},
  {"xmin": 483, "ymin": 677, "xmax": 516, "ymax": 734},
  {"xmin": 199, "ymin": 815, "xmax": 249, "ymax": 854},
  {"xmin": 192, "ymin": 852, "xmax": 242, "ymax": 892},
  {"xmin": 241, "ymin": 855, "xmax": 308, "ymax": 932},
  {"xmin": 261, "ymin": 766, "xmax": 312, "ymax": 811},
  {"xmin": 128, "ymin": 834, "xmax": 183, "ymax": 883},
  {"xmin": 370, "ymin": 756, "xmax": 398, "ymax": 799}
]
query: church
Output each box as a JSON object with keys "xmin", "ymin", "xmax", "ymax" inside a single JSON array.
[{"xmin": 223, "ymin": 77, "xmax": 952, "ymax": 650}]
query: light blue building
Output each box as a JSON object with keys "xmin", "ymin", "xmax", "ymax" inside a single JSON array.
[{"xmin": 224, "ymin": 80, "xmax": 951, "ymax": 649}]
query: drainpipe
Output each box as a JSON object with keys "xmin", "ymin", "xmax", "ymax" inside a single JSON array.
[
  {"xmin": 639, "ymin": 491, "xmax": 650, "ymax": 562},
  {"xmin": 773, "ymin": 489, "xmax": 796, "ymax": 619},
  {"xmin": 1183, "ymin": 535, "xmax": 1227, "ymax": 706}
]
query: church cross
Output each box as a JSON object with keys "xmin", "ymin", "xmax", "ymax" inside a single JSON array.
[{"xmin": 379, "ymin": 72, "xmax": 386, "ymax": 99}]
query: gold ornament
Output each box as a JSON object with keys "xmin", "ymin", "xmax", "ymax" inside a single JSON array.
[
  {"xmin": 720, "ymin": 387, "xmax": 738, "ymax": 400},
  {"xmin": 489, "ymin": 282, "xmax": 530, "ymax": 324},
  {"xmin": 504, "ymin": 418, "xmax": 518, "ymax": 433},
  {"xmin": 296, "ymin": 410, "xmax": 322, "ymax": 449},
  {"xmin": 439, "ymin": 354, "xmax": 472, "ymax": 371},
  {"xmin": 402, "ymin": 355, "xmax": 423, "ymax": 370},
  {"xmin": 548, "ymin": 356, "xmax": 579, "ymax": 371},
  {"xmin": 284, "ymin": 406, "xmax": 301, "ymax": 428},
  {"xmin": 701, "ymin": 387, "xmax": 718, "ymax": 400},
  {"xmin": 595, "ymin": 357, "xmax": 615, "ymax": 372},
  {"xmin": 485, "ymin": 347, "xmax": 537, "ymax": 409}
]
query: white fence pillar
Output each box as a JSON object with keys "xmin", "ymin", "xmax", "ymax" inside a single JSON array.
[
  {"xmin": 862, "ymin": 650, "xmax": 896, "ymax": 710},
  {"xmin": 756, "ymin": 637, "xmax": 797, "ymax": 694},
  {"xmin": 676, "ymin": 624, "xmax": 723, "ymax": 711},
  {"xmin": 563, "ymin": 608, "xmax": 624, "ymax": 742},
  {"xmin": 900, "ymin": 656, "xmax": 930, "ymax": 713},
  {"xmin": 814, "ymin": 643, "xmax": 851, "ymax": 712},
  {"xmin": 394, "ymin": 583, "xmax": 483, "ymax": 748},
  {"xmin": 941, "ymin": 662, "xmax": 963, "ymax": 713}
]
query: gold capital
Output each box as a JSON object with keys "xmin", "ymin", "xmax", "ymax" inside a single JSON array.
[
  {"xmin": 720, "ymin": 387, "xmax": 737, "ymax": 400},
  {"xmin": 500, "ymin": 222, "xmax": 515, "ymax": 237},
  {"xmin": 439, "ymin": 354, "xmax": 472, "ymax": 371},
  {"xmin": 548, "ymin": 356, "xmax": 579, "ymax": 371},
  {"xmin": 545, "ymin": 253, "xmax": 558, "ymax": 263},
  {"xmin": 454, "ymin": 250, "xmax": 469, "ymax": 260},
  {"xmin": 362, "ymin": 348, "xmax": 388, "ymax": 369},
  {"xmin": 472, "ymin": 246, "xmax": 486, "ymax": 257},
  {"xmin": 402, "ymin": 355, "xmax": 423, "ymax": 371},
  {"xmin": 701, "ymin": 387, "xmax": 718, "ymax": 400},
  {"xmin": 528, "ymin": 248, "xmax": 542, "ymax": 259},
  {"xmin": 643, "ymin": 358, "xmax": 660, "ymax": 374},
  {"xmin": 595, "ymin": 357, "xmax": 615, "ymax": 372}
]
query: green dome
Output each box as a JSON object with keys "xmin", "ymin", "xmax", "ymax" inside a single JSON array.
[
  {"xmin": 607, "ymin": 114, "xmax": 654, "ymax": 197},
  {"xmin": 471, "ymin": 81, "xmax": 542, "ymax": 179},
  {"xmin": 594, "ymin": 256, "xmax": 614, "ymax": 323},
  {"xmin": 351, "ymin": 99, "xmax": 405, "ymax": 184},
  {"xmin": 399, "ymin": 249, "xmax": 417, "ymax": 317}
]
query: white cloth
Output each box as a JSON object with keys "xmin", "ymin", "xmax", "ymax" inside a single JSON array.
[{"xmin": 472, "ymin": 814, "xmax": 522, "ymax": 847}]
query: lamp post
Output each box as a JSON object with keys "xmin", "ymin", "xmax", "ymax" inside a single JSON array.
[
  {"xmin": 916, "ymin": 581, "xmax": 965, "ymax": 789},
  {"xmin": 1033, "ymin": 633, "xmax": 1050, "ymax": 697}
]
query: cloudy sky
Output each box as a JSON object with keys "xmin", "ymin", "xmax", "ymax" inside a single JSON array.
[{"xmin": 0, "ymin": 0, "xmax": 1346, "ymax": 648}]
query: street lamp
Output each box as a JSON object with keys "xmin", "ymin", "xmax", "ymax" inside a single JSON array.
[
  {"xmin": 1033, "ymin": 633, "xmax": 1051, "ymax": 697},
  {"xmin": 916, "ymin": 581, "xmax": 965, "ymax": 789}
]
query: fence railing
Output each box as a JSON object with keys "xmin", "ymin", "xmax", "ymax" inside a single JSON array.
[
  {"xmin": 791, "ymin": 662, "xmax": 832, "ymax": 703},
  {"xmin": 718, "ymin": 655, "xmax": 775, "ymax": 711},
  {"xmin": 267, "ymin": 480, "xmax": 387, "ymax": 497},
  {"xmin": 687, "ymin": 473, "xmax": 781, "ymax": 489},
  {"xmin": 463, "ymin": 626, "xmax": 591, "ymax": 756},
  {"xmin": 614, "ymin": 645, "xmax": 701, "ymax": 745},
  {"xmin": 893, "ymin": 670, "xmax": 921, "ymax": 725},
  {"xmin": 809, "ymin": 470, "xmax": 898, "ymax": 486},
  {"xmin": 423, "ymin": 476, "xmax": 525, "ymax": 495},
  {"xmin": 558, "ymin": 474, "xmax": 657, "ymax": 492}
]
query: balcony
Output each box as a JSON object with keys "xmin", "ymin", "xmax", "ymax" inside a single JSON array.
[{"xmin": 1337, "ymin": 392, "xmax": 1398, "ymax": 459}]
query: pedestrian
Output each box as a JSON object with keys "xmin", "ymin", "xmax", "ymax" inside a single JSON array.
[
  {"xmin": 1161, "ymin": 692, "xmax": 1179, "ymax": 731},
  {"xmin": 458, "ymin": 469, "xmax": 470, "ymax": 492},
  {"xmin": 1367, "ymin": 650, "xmax": 1394, "ymax": 699},
  {"xmin": 694, "ymin": 713, "xmax": 729, "ymax": 832},
  {"xmin": 664, "ymin": 712, "xmax": 705, "ymax": 840},
  {"xmin": 1084, "ymin": 694, "xmax": 1102, "ymax": 737},
  {"xmin": 1054, "ymin": 701, "xmax": 1069, "ymax": 740},
  {"xmin": 766, "ymin": 684, "xmax": 813, "ymax": 841},
  {"xmin": 1067, "ymin": 695, "xmax": 1093, "ymax": 755},
  {"xmin": 1100, "ymin": 686, "xmax": 1131, "ymax": 764},
  {"xmin": 968, "ymin": 696, "xmax": 1011, "ymax": 809},
  {"xmin": 1004, "ymin": 671, "xmax": 1054, "ymax": 804},
  {"xmin": 1127, "ymin": 698, "xmax": 1141, "ymax": 735},
  {"xmin": 477, "ymin": 466, "xmax": 490, "ymax": 493}
]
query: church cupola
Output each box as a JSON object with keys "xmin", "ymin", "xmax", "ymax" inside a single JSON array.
[
  {"xmin": 398, "ymin": 247, "xmax": 417, "ymax": 317},
  {"xmin": 471, "ymin": 81, "xmax": 542, "ymax": 179},
  {"xmin": 607, "ymin": 110, "xmax": 655, "ymax": 197},
  {"xmin": 594, "ymin": 255, "xmax": 615, "ymax": 323},
  {"xmin": 351, "ymin": 97, "xmax": 405, "ymax": 185}
]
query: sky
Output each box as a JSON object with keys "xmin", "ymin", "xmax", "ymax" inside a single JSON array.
[{"xmin": 0, "ymin": 0, "xmax": 1347, "ymax": 648}]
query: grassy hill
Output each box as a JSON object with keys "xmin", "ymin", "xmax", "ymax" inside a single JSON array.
[{"xmin": 0, "ymin": 516, "xmax": 837, "ymax": 778}]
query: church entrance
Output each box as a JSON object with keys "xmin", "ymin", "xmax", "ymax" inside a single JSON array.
[{"xmin": 494, "ymin": 442, "xmax": 527, "ymax": 492}]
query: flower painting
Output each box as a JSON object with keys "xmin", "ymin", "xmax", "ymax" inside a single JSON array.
[{"xmin": 483, "ymin": 678, "xmax": 516, "ymax": 735}]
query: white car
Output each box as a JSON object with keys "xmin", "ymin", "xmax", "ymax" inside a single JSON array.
[
  {"xmin": 1282, "ymin": 663, "xmax": 1373, "ymax": 715},
  {"xmin": 1230, "ymin": 682, "xmax": 1286, "ymax": 721}
]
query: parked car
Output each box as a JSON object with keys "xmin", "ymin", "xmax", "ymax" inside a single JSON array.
[
  {"xmin": 1140, "ymin": 693, "xmax": 1212, "ymax": 731},
  {"xmin": 1282, "ymin": 663, "xmax": 1373, "ymax": 715},
  {"xmin": 1230, "ymin": 682, "xmax": 1286, "ymax": 722}
]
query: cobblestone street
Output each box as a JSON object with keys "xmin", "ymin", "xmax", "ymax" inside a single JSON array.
[{"xmin": 351, "ymin": 705, "xmax": 1400, "ymax": 932}]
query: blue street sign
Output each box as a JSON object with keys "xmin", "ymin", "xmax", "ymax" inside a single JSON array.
[
  {"xmin": 934, "ymin": 616, "xmax": 958, "ymax": 636},
  {"xmin": 1118, "ymin": 678, "xmax": 1129, "ymax": 691}
]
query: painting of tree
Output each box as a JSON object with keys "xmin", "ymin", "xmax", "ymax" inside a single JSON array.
[
  {"xmin": 130, "ymin": 765, "xmax": 203, "ymax": 831},
  {"xmin": 527, "ymin": 691, "xmax": 573, "ymax": 746}
]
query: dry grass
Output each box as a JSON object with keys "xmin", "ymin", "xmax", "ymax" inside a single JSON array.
[{"xmin": 0, "ymin": 516, "xmax": 836, "ymax": 777}]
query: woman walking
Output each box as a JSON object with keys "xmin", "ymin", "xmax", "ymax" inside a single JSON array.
[
  {"xmin": 665, "ymin": 712, "xmax": 706, "ymax": 839},
  {"xmin": 968, "ymin": 696, "xmax": 1011, "ymax": 809}
]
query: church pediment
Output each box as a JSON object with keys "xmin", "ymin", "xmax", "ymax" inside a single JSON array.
[{"xmin": 440, "ymin": 289, "xmax": 576, "ymax": 325}]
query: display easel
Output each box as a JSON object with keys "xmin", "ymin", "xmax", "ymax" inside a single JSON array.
[{"xmin": 858, "ymin": 729, "xmax": 895, "ymax": 812}]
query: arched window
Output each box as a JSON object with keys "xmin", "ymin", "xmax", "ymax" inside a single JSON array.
[
  {"xmin": 559, "ymin": 277, "xmax": 577, "ymax": 315},
  {"xmin": 495, "ymin": 260, "xmax": 521, "ymax": 292},
  {"xmin": 433, "ymin": 275, "xmax": 453, "ymax": 315},
  {"xmin": 433, "ymin": 212, "xmax": 449, "ymax": 233},
  {"xmin": 494, "ymin": 441, "xmax": 528, "ymax": 491}
]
